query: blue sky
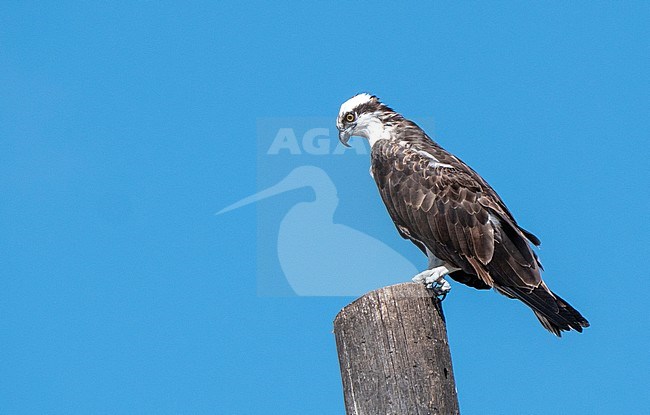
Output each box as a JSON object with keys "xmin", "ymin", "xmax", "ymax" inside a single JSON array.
[{"xmin": 1, "ymin": 2, "xmax": 649, "ymax": 414}]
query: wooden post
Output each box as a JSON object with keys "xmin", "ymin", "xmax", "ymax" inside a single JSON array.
[{"xmin": 333, "ymin": 282, "xmax": 460, "ymax": 415}]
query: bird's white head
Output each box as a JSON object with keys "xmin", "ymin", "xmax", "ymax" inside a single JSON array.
[{"xmin": 337, "ymin": 93, "xmax": 397, "ymax": 148}]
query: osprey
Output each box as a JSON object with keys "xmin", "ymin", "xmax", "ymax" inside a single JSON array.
[{"xmin": 336, "ymin": 93, "xmax": 589, "ymax": 336}]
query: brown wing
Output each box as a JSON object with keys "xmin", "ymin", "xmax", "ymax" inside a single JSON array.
[
  {"xmin": 371, "ymin": 139, "xmax": 588, "ymax": 335},
  {"xmin": 372, "ymin": 140, "xmax": 506, "ymax": 286},
  {"xmin": 389, "ymin": 125, "xmax": 541, "ymax": 247}
]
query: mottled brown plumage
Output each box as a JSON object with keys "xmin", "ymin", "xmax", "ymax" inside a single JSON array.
[{"xmin": 338, "ymin": 94, "xmax": 589, "ymax": 336}]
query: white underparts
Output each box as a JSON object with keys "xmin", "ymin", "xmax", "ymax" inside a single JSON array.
[
  {"xmin": 355, "ymin": 112, "xmax": 391, "ymax": 148},
  {"xmin": 426, "ymin": 248, "xmax": 444, "ymax": 268}
]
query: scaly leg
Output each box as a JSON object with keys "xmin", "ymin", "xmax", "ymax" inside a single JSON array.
[{"xmin": 412, "ymin": 249, "xmax": 460, "ymax": 300}]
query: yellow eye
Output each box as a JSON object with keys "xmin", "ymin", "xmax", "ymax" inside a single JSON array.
[{"xmin": 345, "ymin": 112, "xmax": 356, "ymax": 123}]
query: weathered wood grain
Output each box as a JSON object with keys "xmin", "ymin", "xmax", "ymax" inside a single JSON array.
[{"xmin": 334, "ymin": 282, "xmax": 460, "ymax": 415}]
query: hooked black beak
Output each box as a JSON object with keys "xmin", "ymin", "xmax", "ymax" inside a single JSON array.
[{"xmin": 338, "ymin": 128, "xmax": 351, "ymax": 148}]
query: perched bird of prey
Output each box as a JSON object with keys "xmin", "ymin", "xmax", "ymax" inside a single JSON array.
[{"xmin": 336, "ymin": 93, "xmax": 589, "ymax": 336}]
